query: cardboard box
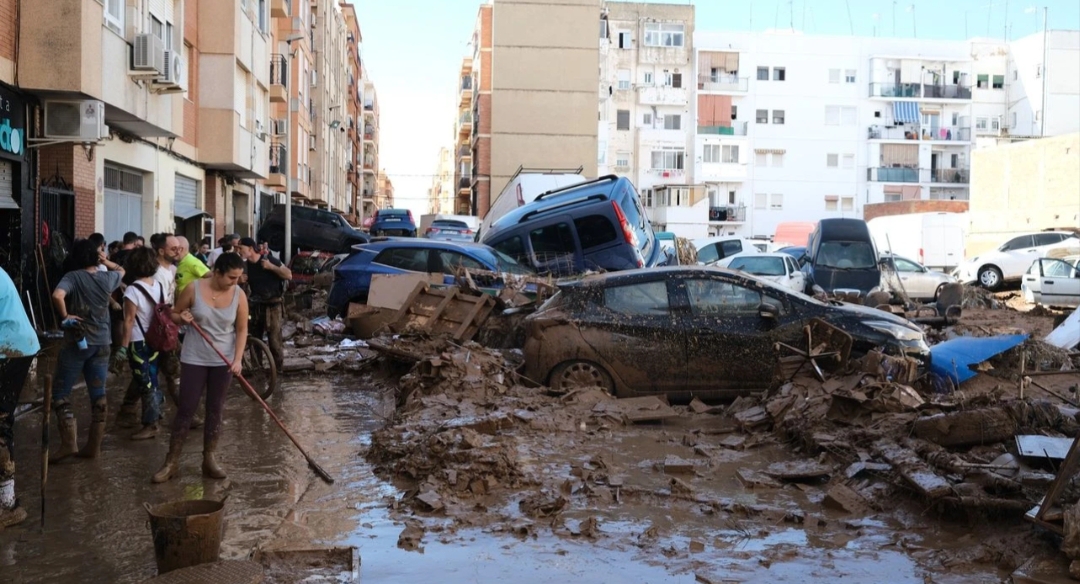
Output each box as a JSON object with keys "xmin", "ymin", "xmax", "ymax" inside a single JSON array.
[{"xmin": 368, "ymin": 273, "xmax": 445, "ymax": 310}]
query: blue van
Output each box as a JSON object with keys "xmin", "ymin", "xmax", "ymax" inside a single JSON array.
[{"xmin": 480, "ymin": 175, "xmax": 662, "ymax": 276}]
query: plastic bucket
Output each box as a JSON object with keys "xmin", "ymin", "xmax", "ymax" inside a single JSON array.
[{"xmin": 144, "ymin": 499, "xmax": 225, "ymax": 574}]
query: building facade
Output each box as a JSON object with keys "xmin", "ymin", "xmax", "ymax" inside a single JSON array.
[
  {"xmin": 468, "ymin": 3, "xmax": 493, "ymax": 217},
  {"xmin": 341, "ymin": 2, "xmax": 363, "ymax": 223},
  {"xmin": 453, "ymin": 57, "xmax": 473, "ymax": 215},
  {"xmin": 360, "ymin": 78, "xmax": 380, "ymax": 220},
  {"xmin": 428, "ymin": 146, "xmax": 454, "ymax": 215}
]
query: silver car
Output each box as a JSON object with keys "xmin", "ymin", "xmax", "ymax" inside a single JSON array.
[
  {"xmin": 423, "ymin": 219, "xmax": 476, "ymax": 243},
  {"xmin": 882, "ymin": 253, "xmax": 955, "ymax": 300}
]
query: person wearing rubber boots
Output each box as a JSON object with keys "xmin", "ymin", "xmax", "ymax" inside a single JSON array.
[
  {"xmin": 0, "ymin": 267, "xmax": 40, "ymax": 528},
  {"xmin": 50, "ymin": 239, "xmax": 124, "ymax": 462},
  {"xmin": 236, "ymin": 237, "xmax": 291, "ymax": 374},
  {"xmin": 115, "ymin": 248, "xmax": 165, "ymax": 441}
]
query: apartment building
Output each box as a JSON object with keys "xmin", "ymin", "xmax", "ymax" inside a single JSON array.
[
  {"xmin": 0, "ymin": 0, "xmax": 30, "ymax": 281},
  {"xmin": 360, "ymin": 78, "xmax": 380, "ymax": 220},
  {"xmin": 309, "ymin": 0, "xmax": 348, "ymax": 215},
  {"xmin": 468, "ymin": 3, "xmax": 493, "ymax": 216},
  {"xmin": 453, "ymin": 58, "xmax": 473, "ymax": 215},
  {"xmin": 599, "ymin": 2, "xmax": 697, "ymax": 234},
  {"xmin": 427, "ymin": 146, "xmax": 455, "ymax": 215},
  {"xmin": 377, "ymin": 170, "xmax": 394, "ymax": 209},
  {"xmin": 341, "ymin": 3, "xmax": 363, "ymax": 223}
]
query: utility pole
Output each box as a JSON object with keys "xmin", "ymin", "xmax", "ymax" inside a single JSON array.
[
  {"xmin": 282, "ymin": 34, "xmax": 305, "ymax": 264},
  {"xmin": 1041, "ymin": 7, "xmax": 1048, "ymax": 136}
]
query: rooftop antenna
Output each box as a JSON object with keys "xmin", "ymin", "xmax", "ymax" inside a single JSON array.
[
  {"xmin": 789, "ymin": 0, "xmax": 794, "ymax": 30},
  {"xmin": 845, "ymin": 0, "xmax": 855, "ymax": 35},
  {"xmin": 893, "ymin": 0, "xmax": 898, "ymax": 36},
  {"xmin": 1003, "ymin": 0, "xmax": 1010, "ymax": 40},
  {"xmin": 909, "ymin": 4, "xmax": 917, "ymax": 38}
]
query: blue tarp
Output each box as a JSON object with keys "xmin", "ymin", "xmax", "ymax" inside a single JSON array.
[
  {"xmin": 893, "ymin": 101, "xmax": 920, "ymax": 124},
  {"xmin": 929, "ymin": 334, "xmax": 1029, "ymax": 385}
]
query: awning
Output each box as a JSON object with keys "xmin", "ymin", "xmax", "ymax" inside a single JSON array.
[
  {"xmin": 893, "ymin": 101, "xmax": 920, "ymax": 124},
  {"xmin": 174, "ymin": 206, "xmax": 210, "ymax": 221},
  {"xmin": 754, "ymin": 148, "xmax": 787, "ymax": 154}
]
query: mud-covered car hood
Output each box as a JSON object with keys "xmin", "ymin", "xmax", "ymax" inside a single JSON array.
[{"xmin": 825, "ymin": 301, "xmax": 920, "ymax": 330}]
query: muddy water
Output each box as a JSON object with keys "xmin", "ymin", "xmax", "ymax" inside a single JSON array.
[{"xmin": 0, "ymin": 373, "xmax": 1007, "ymax": 583}]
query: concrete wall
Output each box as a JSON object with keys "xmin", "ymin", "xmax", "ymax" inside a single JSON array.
[
  {"xmin": 967, "ymin": 132, "xmax": 1080, "ymax": 257},
  {"xmin": 0, "ymin": 0, "xmax": 14, "ymax": 84},
  {"xmin": 488, "ymin": 0, "xmax": 600, "ymax": 206},
  {"xmin": 863, "ymin": 200, "xmax": 969, "ymax": 222}
]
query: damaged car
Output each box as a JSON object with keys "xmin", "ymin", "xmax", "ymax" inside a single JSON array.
[{"xmin": 524, "ymin": 266, "xmax": 930, "ymax": 401}]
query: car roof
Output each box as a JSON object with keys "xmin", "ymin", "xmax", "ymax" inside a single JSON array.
[
  {"xmin": 816, "ymin": 218, "xmax": 872, "ymax": 239},
  {"xmin": 692, "ymin": 236, "xmax": 752, "ymax": 246},
  {"xmin": 487, "ymin": 176, "xmax": 626, "ymax": 232},
  {"xmin": 729, "ymin": 253, "xmax": 788, "ymax": 260},
  {"xmin": 560, "ymin": 265, "xmax": 750, "ymax": 288}
]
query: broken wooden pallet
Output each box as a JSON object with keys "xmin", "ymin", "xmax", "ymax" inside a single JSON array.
[{"xmin": 390, "ymin": 283, "xmax": 497, "ymax": 342}]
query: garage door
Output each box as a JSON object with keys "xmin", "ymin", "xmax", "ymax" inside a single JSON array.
[
  {"xmin": 0, "ymin": 160, "xmax": 16, "ymax": 210},
  {"xmin": 104, "ymin": 164, "xmax": 144, "ymax": 241}
]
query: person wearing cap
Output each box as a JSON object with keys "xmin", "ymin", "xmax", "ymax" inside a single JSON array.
[{"xmin": 236, "ymin": 237, "xmax": 291, "ymax": 372}]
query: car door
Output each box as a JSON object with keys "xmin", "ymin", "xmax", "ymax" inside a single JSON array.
[
  {"xmin": 314, "ymin": 212, "xmax": 345, "ymax": 251},
  {"xmin": 681, "ymin": 275, "xmax": 783, "ymax": 397},
  {"xmin": 292, "ymin": 207, "xmax": 321, "ymax": 249},
  {"xmin": 526, "ymin": 218, "xmax": 585, "ymax": 276},
  {"xmin": 580, "ymin": 278, "xmax": 686, "ymax": 396},
  {"xmin": 785, "ymin": 256, "xmax": 805, "ymax": 292},
  {"xmin": 1036, "ymin": 258, "xmax": 1080, "ymax": 307},
  {"xmin": 892, "ymin": 256, "xmax": 933, "ymax": 299}
]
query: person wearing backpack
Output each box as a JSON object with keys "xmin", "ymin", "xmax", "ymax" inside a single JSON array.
[{"xmin": 117, "ymin": 248, "xmax": 168, "ymax": 440}]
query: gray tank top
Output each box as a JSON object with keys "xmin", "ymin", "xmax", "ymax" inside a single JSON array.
[{"xmin": 181, "ymin": 280, "xmax": 241, "ymax": 366}]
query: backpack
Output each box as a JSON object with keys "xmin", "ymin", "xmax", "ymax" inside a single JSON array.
[{"xmin": 134, "ymin": 283, "xmax": 180, "ymax": 352}]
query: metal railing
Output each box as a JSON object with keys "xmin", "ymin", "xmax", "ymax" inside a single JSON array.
[
  {"xmin": 697, "ymin": 121, "xmax": 748, "ymax": 136},
  {"xmin": 269, "ymin": 143, "xmax": 287, "ymax": 174},
  {"xmin": 708, "ymin": 205, "xmax": 746, "ymax": 222},
  {"xmin": 869, "ymin": 82, "xmax": 971, "ymax": 99},
  {"xmin": 697, "ymin": 75, "xmax": 748, "ymax": 92},
  {"xmin": 930, "ymin": 168, "xmax": 970, "ymax": 184},
  {"xmin": 458, "ymin": 177, "xmax": 471, "ymax": 189},
  {"xmin": 868, "ymin": 125, "xmax": 971, "ymax": 142},
  {"xmin": 270, "ymin": 54, "xmax": 288, "ymax": 86},
  {"xmin": 867, "ymin": 167, "xmax": 927, "ymax": 183}
]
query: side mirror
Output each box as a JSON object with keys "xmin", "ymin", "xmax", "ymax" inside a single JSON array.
[{"xmin": 758, "ymin": 303, "xmax": 779, "ymax": 320}]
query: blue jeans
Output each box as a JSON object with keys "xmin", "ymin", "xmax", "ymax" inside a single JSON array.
[
  {"xmin": 128, "ymin": 342, "xmax": 163, "ymax": 426},
  {"xmin": 53, "ymin": 343, "xmax": 110, "ymax": 405}
]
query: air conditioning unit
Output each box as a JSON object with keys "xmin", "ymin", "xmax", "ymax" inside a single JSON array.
[
  {"xmin": 309, "ymin": 135, "xmax": 317, "ymax": 151},
  {"xmin": 272, "ymin": 119, "xmax": 287, "ymax": 136},
  {"xmin": 132, "ymin": 34, "xmax": 166, "ymax": 74},
  {"xmin": 154, "ymin": 51, "xmax": 187, "ymax": 93},
  {"xmin": 44, "ymin": 100, "xmax": 108, "ymax": 142}
]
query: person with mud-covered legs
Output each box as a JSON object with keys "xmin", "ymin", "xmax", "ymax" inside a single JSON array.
[
  {"xmin": 152, "ymin": 253, "xmax": 248, "ymax": 483},
  {"xmin": 0, "ymin": 267, "xmax": 41, "ymax": 528},
  {"xmin": 116, "ymin": 248, "xmax": 166, "ymax": 441},
  {"xmin": 236, "ymin": 237, "xmax": 291, "ymax": 373},
  {"xmin": 50, "ymin": 239, "xmax": 125, "ymax": 462}
]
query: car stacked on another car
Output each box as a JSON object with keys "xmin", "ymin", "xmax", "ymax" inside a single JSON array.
[
  {"xmin": 423, "ymin": 219, "xmax": 476, "ymax": 242},
  {"xmin": 714, "ymin": 253, "xmax": 806, "ymax": 293},
  {"xmin": 257, "ymin": 204, "xmax": 369, "ymax": 254},
  {"xmin": 952, "ymin": 231, "xmax": 1078, "ymax": 290},
  {"xmin": 326, "ymin": 239, "xmax": 533, "ymax": 318},
  {"xmin": 370, "ymin": 208, "xmax": 418, "ymax": 237},
  {"xmin": 523, "ymin": 266, "xmax": 930, "ymax": 401}
]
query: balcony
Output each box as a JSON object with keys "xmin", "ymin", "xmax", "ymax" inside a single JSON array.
[
  {"xmin": 697, "ymin": 75, "xmax": 748, "ymax": 93},
  {"xmin": 271, "ymin": 0, "xmax": 291, "ymax": 18},
  {"xmin": 708, "ymin": 205, "xmax": 746, "ymax": 223},
  {"xmin": 267, "ymin": 143, "xmax": 288, "ymax": 189},
  {"xmin": 363, "ymin": 126, "xmax": 374, "ymax": 141},
  {"xmin": 458, "ymin": 145, "xmax": 471, "ymax": 158},
  {"xmin": 363, "ymin": 159, "xmax": 375, "ymax": 173},
  {"xmin": 698, "ymin": 122, "xmax": 748, "ymax": 136},
  {"xmin": 868, "ymin": 167, "xmax": 928, "ymax": 183},
  {"xmin": 869, "ymin": 82, "xmax": 971, "ymax": 100},
  {"xmin": 930, "ymin": 168, "xmax": 970, "ymax": 184},
  {"xmin": 458, "ymin": 177, "xmax": 471, "ymax": 190},
  {"xmin": 868, "ymin": 125, "xmax": 971, "ymax": 142},
  {"xmin": 636, "ymin": 85, "xmax": 688, "ymax": 107},
  {"xmin": 270, "ymin": 54, "xmax": 288, "ymax": 103}
]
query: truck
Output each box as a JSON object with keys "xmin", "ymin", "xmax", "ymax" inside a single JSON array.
[
  {"xmin": 477, "ymin": 167, "xmax": 587, "ymax": 240},
  {"xmin": 867, "ymin": 212, "xmax": 968, "ymax": 272}
]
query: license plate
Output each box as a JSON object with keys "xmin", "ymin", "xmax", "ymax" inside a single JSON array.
[
  {"xmin": 383, "ymin": 217, "xmax": 401, "ymax": 222},
  {"xmin": 443, "ymin": 230, "xmax": 460, "ymax": 234}
]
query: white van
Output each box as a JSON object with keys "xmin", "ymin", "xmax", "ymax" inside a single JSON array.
[
  {"xmin": 868, "ymin": 212, "xmax": 968, "ymax": 272},
  {"xmin": 477, "ymin": 168, "xmax": 587, "ymax": 240}
]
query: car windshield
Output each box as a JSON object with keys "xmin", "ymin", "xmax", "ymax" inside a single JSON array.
[
  {"xmin": 432, "ymin": 220, "xmax": 469, "ymax": 230},
  {"xmin": 816, "ymin": 241, "xmax": 877, "ymax": 269},
  {"xmin": 491, "ymin": 249, "xmax": 535, "ymax": 275},
  {"xmin": 729, "ymin": 256, "xmax": 785, "ymax": 276}
]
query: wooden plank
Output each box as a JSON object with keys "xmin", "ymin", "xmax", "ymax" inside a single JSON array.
[
  {"xmin": 453, "ymin": 295, "xmax": 492, "ymax": 340},
  {"xmin": 912, "ymin": 406, "xmax": 1018, "ymax": 448},
  {"xmin": 1035, "ymin": 431, "xmax": 1080, "ymax": 525},
  {"xmin": 874, "ymin": 440, "xmax": 952, "ymax": 499},
  {"xmin": 390, "ymin": 281, "xmax": 431, "ymax": 331}
]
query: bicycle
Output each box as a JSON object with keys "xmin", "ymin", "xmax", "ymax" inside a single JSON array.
[{"xmin": 237, "ymin": 335, "xmax": 277, "ymax": 400}]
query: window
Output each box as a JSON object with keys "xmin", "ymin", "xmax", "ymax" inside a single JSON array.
[
  {"xmin": 530, "ymin": 223, "xmax": 576, "ymax": 263},
  {"xmin": 825, "ymin": 196, "xmax": 838, "ymax": 211},
  {"xmin": 616, "ymin": 151, "xmax": 630, "ymax": 167},
  {"xmin": 643, "ymin": 112, "xmax": 653, "ymax": 125},
  {"xmin": 1013, "ymin": 69, "xmax": 1018, "ymax": 81},
  {"xmin": 685, "ymin": 279, "xmax": 770, "ymax": 316},
  {"xmin": 992, "ymin": 75, "xmax": 1004, "ymax": 89},
  {"xmin": 618, "ymin": 31, "xmax": 631, "ymax": 49},
  {"xmin": 893, "ymin": 257, "xmax": 922, "ymax": 273},
  {"xmin": 1000, "ymin": 235, "xmax": 1033, "ymax": 251},
  {"xmin": 731, "ymin": 105, "xmax": 738, "ymax": 120},
  {"xmin": 166, "ymin": 22, "xmax": 174, "ymax": 51},
  {"xmin": 755, "ymin": 152, "xmax": 767, "ymax": 166},
  {"xmin": 829, "ymin": 69, "xmax": 841, "ymax": 84},
  {"xmin": 728, "ymin": 190, "xmax": 737, "ymax": 205},
  {"xmin": 663, "ymin": 115, "xmax": 681, "ymax": 130},
  {"xmin": 671, "ymin": 72, "xmax": 682, "ymax": 88},
  {"xmin": 825, "ymin": 106, "xmax": 840, "ymax": 126},
  {"xmin": 772, "ymin": 109, "xmax": 785, "ymax": 125},
  {"xmin": 773, "ymin": 67, "xmax": 786, "ymax": 81},
  {"xmin": 603, "ymin": 281, "xmax": 669, "ymax": 316},
  {"xmin": 643, "ymin": 72, "xmax": 653, "ymax": 85},
  {"xmin": 842, "ymin": 154, "xmax": 855, "ymax": 169},
  {"xmin": 574, "ymin": 215, "xmax": 618, "ymax": 250},
  {"xmin": 650, "ymin": 149, "xmax": 685, "ymax": 170},
  {"xmin": 1034, "ymin": 233, "xmax": 1066, "ymax": 247},
  {"xmin": 151, "ymin": 16, "xmax": 164, "ymax": 40},
  {"xmin": 977, "ymin": 74, "xmax": 989, "ymax": 89},
  {"xmin": 756, "ymin": 109, "xmax": 768, "ymax": 123},
  {"xmin": 436, "ymin": 251, "xmax": 486, "ymax": 272},
  {"xmin": 722, "ymin": 145, "xmax": 739, "ymax": 163},
  {"xmin": 617, "ymin": 69, "xmax": 631, "ymax": 90},
  {"xmin": 841, "ymin": 107, "xmax": 856, "ymax": 126},
  {"xmin": 991, "ymin": 117, "xmax": 1001, "ymax": 131},
  {"xmin": 492, "ymin": 236, "xmax": 528, "ymax": 264},
  {"xmin": 644, "ymin": 23, "xmax": 685, "ymax": 47},
  {"xmin": 845, "ymin": 70, "xmax": 856, "ymax": 83},
  {"xmin": 754, "ymin": 193, "xmax": 767, "ymax": 209},
  {"xmin": 757, "ymin": 67, "xmax": 769, "ymax": 81},
  {"xmin": 841, "ymin": 196, "xmax": 854, "ymax": 211},
  {"xmin": 827, "ymin": 154, "xmax": 839, "ymax": 168},
  {"xmin": 105, "ymin": 0, "xmax": 124, "ymax": 32},
  {"xmin": 374, "ymin": 248, "xmax": 429, "ymax": 272},
  {"xmin": 976, "ymin": 117, "xmax": 988, "ymax": 131},
  {"xmin": 259, "ymin": 0, "xmax": 268, "ymax": 32},
  {"xmin": 617, "ymin": 110, "xmax": 630, "ymax": 130},
  {"xmin": 770, "ymin": 193, "xmax": 783, "ymax": 210},
  {"xmin": 703, "ymin": 144, "xmax": 721, "ymax": 163}
]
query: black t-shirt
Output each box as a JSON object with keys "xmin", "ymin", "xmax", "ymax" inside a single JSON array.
[{"xmin": 245, "ymin": 257, "xmax": 285, "ymax": 302}]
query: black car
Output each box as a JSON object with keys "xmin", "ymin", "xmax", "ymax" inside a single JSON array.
[
  {"xmin": 257, "ymin": 204, "xmax": 369, "ymax": 254},
  {"xmin": 370, "ymin": 209, "xmax": 418, "ymax": 237},
  {"xmin": 523, "ymin": 266, "xmax": 930, "ymax": 401},
  {"xmin": 803, "ymin": 219, "xmax": 882, "ymax": 298}
]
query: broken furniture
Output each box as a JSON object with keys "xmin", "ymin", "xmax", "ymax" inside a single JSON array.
[{"xmin": 775, "ymin": 318, "xmax": 853, "ymax": 382}]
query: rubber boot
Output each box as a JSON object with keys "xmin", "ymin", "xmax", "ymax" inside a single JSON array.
[
  {"xmin": 130, "ymin": 424, "xmax": 159, "ymax": 440},
  {"xmin": 77, "ymin": 399, "xmax": 108, "ymax": 459},
  {"xmin": 152, "ymin": 438, "xmax": 184, "ymax": 484},
  {"xmin": 0, "ymin": 506, "xmax": 27, "ymax": 529},
  {"xmin": 202, "ymin": 438, "xmax": 226, "ymax": 480},
  {"xmin": 115, "ymin": 402, "xmax": 139, "ymax": 429},
  {"xmin": 49, "ymin": 405, "xmax": 78, "ymax": 463}
]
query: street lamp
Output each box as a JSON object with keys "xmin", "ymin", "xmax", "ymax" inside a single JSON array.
[{"xmin": 282, "ymin": 33, "xmax": 304, "ymax": 264}]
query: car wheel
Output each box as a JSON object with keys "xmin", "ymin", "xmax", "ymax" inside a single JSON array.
[
  {"xmin": 978, "ymin": 266, "xmax": 1004, "ymax": 290},
  {"xmin": 933, "ymin": 284, "xmax": 945, "ymax": 301},
  {"xmin": 549, "ymin": 360, "xmax": 615, "ymax": 395}
]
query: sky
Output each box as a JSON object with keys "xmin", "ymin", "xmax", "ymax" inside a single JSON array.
[{"xmin": 348, "ymin": 0, "xmax": 1080, "ymax": 215}]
